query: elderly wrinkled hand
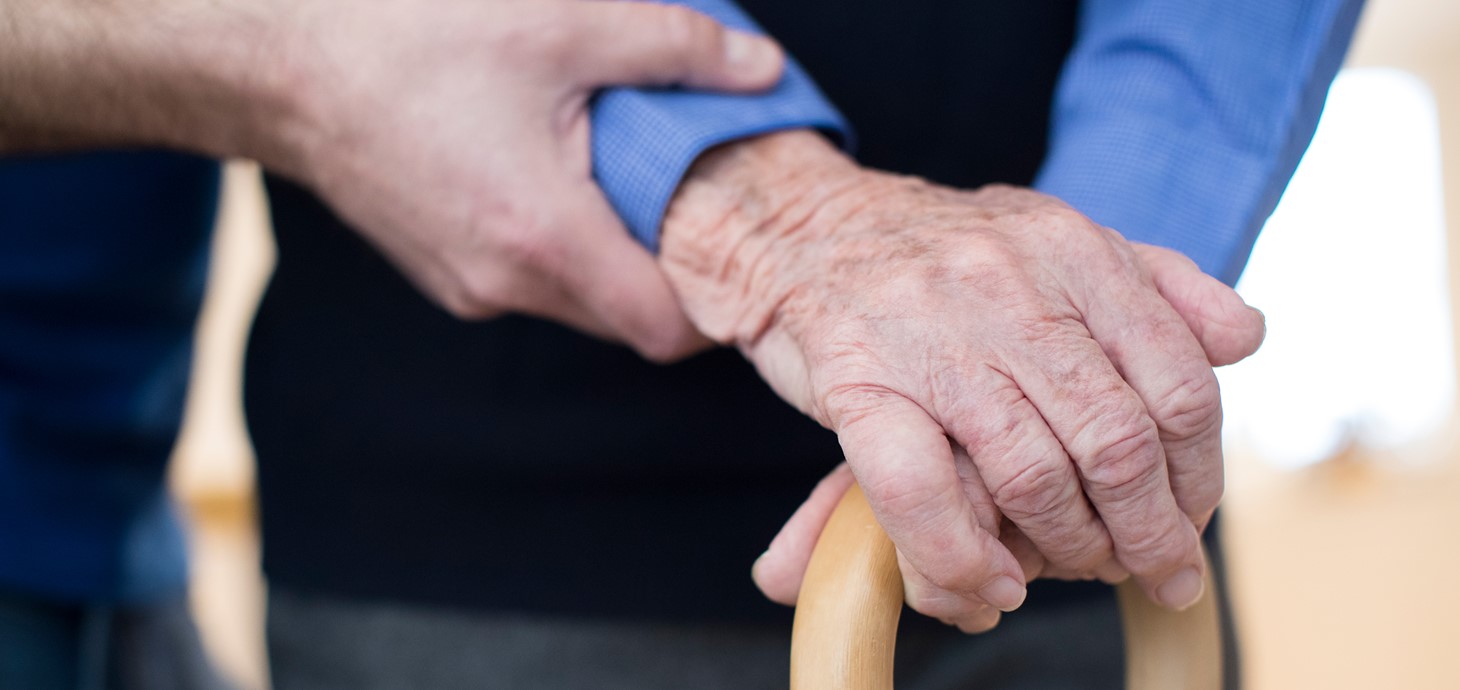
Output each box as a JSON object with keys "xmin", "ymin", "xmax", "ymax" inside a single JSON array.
[{"xmin": 658, "ymin": 131, "xmax": 1265, "ymax": 631}]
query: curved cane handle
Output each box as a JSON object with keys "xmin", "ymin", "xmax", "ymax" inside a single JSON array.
[{"xmin": 790, "ymin": 484, "xmax": 1223, "ymax": 689}]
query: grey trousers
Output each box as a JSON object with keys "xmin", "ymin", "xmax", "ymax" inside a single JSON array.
[{"xmin": 267, "ymin": 586, "xmax": 1127, "ymax": 690}]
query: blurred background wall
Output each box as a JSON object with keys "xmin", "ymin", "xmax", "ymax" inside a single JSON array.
[
  {"xmin": 167, "ymin": 0, "xmax": 1460, "ymax": 687},
  {"xmin": 1217, "ymin": 0, "xmax": 1460, "ymax": 686}
]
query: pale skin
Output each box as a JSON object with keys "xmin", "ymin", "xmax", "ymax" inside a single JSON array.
[
  {"xmin": 2, "ymin": 0, "xmax": 1265, "ymax": 634},
  {"xmin": 0, "ymin": 0, "xmax": 783, "ymax": 361},
  {"xmin": 658, "ymin": 131, "xmax": 1266, "ymax": 630}
]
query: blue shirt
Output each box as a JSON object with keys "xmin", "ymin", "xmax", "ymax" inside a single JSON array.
[
  {"xmin": 0, "ymin": 152, "xmax": 218, "ymax": 602},
  {"xmin": 593, "ymin": 0, "xmax": 1364, "ymax": 287},
  {"xmin": 0, "ymin": 0, "xmax": 1360, "ymax": 602}
]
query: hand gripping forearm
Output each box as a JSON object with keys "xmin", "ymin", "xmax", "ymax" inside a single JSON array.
[{"xmin": 1, "ymin": 0, "xmax": 785, "ymax": 360}]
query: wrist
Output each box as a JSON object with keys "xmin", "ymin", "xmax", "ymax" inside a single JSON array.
[
  {"xmin": 141, "ymin": 0, "xmax": 322, "ymax": 176},
  {"xmin": 658, "ymin": 130, "xmax": 876, "ymax": 347}
]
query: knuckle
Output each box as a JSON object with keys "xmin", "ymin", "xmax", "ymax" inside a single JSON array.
[
  {"xmin": 528, "ymin": 9, "xmax": 576, "ymax": 58},
  {"xmin": 1191, "ymin": 479, "xmax": 1225, "ymax": 517},
  {"xmin": 820, "ymin": 382, "xmax": 902, "ymax": 430},
  {"xmin": 947, "ymin": 240, "xmax": 1024, "ymax": 283},
  {"xmin": 1049, "ymin": 532, "xmax": 1114, "ymax": 573},
  {"xmin": 453, "ymin": 268, "xmax": 514, "ymax": 318},
  {"xmin": 1021, "ymin": 204, "xmax": 1101, "ymax": 243},
  {"xmin": 1119, "ymin": 524, "xmax": 1190, "ymax": 573},
  {"xmin": 1046, "ymin": 204, "xmax": 1097, "ymax": 230},
  {"xmin": 497, "ymin": 226, "xmax": 565, "ymax": 277},
  {"xmin": 657, "ymin": 6, "xmax": 718, "ymax": 60},
  {"xmin": 493, "ymin": 9, "xmax": 569, "ymax": 68},
  {"xmin": 1174, "ymin": 472, "xmax": 1224, "ymax": 526},
  {"xmin": 1078, "ymin": 409, "xmax": 1162, "ymax": 494},
  {"xmin": 989, "ymin": 458, "xmax": 1071, "ymax": 522},
  {"xmin": 1149, "ymin": 370, "xmax": 1222, "ymax": 439},
  {"xmin": 1042, "ymin": 208, "xmax": 1129, "ymax": 263}
]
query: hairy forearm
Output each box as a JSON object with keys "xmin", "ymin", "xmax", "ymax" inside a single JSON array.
[{"xmin": 0, "ymin": 0, "xmax": 306, "ymax": 169}]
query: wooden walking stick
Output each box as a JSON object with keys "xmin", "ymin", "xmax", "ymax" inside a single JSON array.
[{"xmin": 791, "ymin": 484, "xmax": 1222, "ymax": 689}]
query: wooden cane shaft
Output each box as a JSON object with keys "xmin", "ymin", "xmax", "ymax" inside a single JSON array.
[{"xmin": 791, "ymin": 484, "xmax": 902, "ymax": 690}]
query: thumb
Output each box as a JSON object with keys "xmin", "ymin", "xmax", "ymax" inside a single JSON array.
[
  {"xmin": 561, "ymin": 3, "xmax": 784, "ymax": 90},
  {"xmin": 1132, "ymin": 243, "xmax": 1266, "ymax": 367}
]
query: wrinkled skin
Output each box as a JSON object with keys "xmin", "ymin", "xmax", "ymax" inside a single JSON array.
[{"xmin": 660, "ymin": 131, "xmax": 1265, "ymax": 631}]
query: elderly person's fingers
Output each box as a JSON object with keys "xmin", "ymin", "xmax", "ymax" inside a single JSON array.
[
  {"xmin": 950, "ymin": 442, "xmax": 999, "ymax": 533},
  {"xmin": 898, "ymin": 551, "xmax": 1002, "ymax": 634},
  {"xmin": 830, "ymin": 390, "xmax": 1028, "ymax": 613},
  {"xmin": 1132, "ymin": 243, "xmax": 1266, "ymax": 367},
  {"xmin": 1009, "ymin": 331, "xmax": 1207, "ymax": 611},
  {"xmin": 939, "ymin": 373, "xmax": 1116, "ymax": 576},
  {"xmin": 1079, "ymin": 237, "xmax": 1228, "ymax": 533},
  {"xmin": 996, "ymin": 519, "xmax": 1046, "ymax": 582}
]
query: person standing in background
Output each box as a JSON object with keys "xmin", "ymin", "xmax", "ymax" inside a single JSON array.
[
  {"xmin": 0, "ymin": 0, "xmax": 1361, "ymax": 689},
  {"xmin": 247, "ymin": 1, "xmax": 1360, "ymax": 688},
  {"xmin": 0, "ymin": 2, "xmax": 786, "ymax": 686}
]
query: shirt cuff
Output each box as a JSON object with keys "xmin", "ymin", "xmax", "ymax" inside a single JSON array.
[{"xmin": 589, "ymin": 0, "xmax": 850, "ymax": 252}]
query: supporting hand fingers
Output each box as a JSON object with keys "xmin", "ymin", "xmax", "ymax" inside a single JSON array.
[
  {"xmin": 560, "ymin": 2, "xmax": 783, "ymax": 90},
  {"xmin": 557, "ymin": 190, "xmax": 713, "ymax": 362}
]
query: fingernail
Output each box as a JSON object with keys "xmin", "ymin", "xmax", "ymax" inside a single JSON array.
[
  {"xmin": 1155, "ymin": 567, "xmax": 1204, "ymax": 610},
  {"xmin": 724, "ymin": 31, "xmax": 777, "ymax": 74},
  {"xmin": 1094, "ymin": 561, "xmax": 1131, "ymax": 584},
  {"xmin": 978, "ymin": 576, "xmax": 1027, "ymax": 612}
]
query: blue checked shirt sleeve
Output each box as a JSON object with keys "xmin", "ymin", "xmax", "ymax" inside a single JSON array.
[
  {"xmin": 1034, "ymin": 0, "xmax": 1364, "ymax": 286},
  {"xmin": 590, "ymin": 0, "xmax": 849, "ymax": 252}
]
